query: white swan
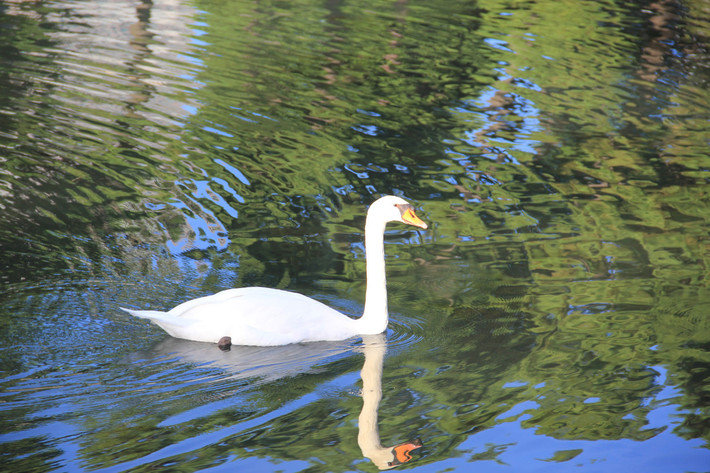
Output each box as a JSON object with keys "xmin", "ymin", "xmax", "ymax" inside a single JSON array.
[{"xmin": 122, "ymin": 195, "xmax": 427, "ymax": 346}]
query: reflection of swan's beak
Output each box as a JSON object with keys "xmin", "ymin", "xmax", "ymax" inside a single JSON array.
[{"xmin": 388, "ymin": 439, "xmax": 423, "ymax": 467}]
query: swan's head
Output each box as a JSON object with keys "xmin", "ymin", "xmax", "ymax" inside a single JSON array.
[{"xmin": 368, "ymin": 195, "xmax": 428, "ymax": 229}]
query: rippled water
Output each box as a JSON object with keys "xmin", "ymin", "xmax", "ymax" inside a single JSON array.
[{"xmin": 1, "ymin": 0, "xmax": 709, "ymax": 471}]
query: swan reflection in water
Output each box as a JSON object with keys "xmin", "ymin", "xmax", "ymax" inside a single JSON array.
[
  {"xmin": 358, "ymin": 333, "xmax": 423, "ymax": 469},
  {"xmin": 147, "ymin": 333, "xmax": 422, "ymax": 468},
  {"xmin": 150, "ymin": 336, "xmax": 354, "ymax": 383}
]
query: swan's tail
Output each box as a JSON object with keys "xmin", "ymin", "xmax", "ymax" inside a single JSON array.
[
  {"xmin": 121, "ymin": 307, "xmax": 155, "ymax": 318},
  {"xmin": 120, "ymin": 307, "xmax": 193, "ymax": 337}
]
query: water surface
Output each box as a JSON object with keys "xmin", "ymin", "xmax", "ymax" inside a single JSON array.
[{"xmin": 1, "ymin": 0, "xmax": 709, "ymax": 471}]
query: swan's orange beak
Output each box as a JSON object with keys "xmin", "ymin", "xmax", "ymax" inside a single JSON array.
[
  {"xmin": 388, "ymin": 439, "xmax": 423, "ymax": 467},
  {"xmin": 402, "ymin": 208, "xmax": 428, "ymax": 230}
]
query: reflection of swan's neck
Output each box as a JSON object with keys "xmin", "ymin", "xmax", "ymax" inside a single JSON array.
[
  {"xmin": 357, "ymin": 334, "xmax": 389, "ymax": 468},
  {"xmin": 358, "ymin": 334, "xmax": 422, "ymax": 469},
  {"xmin": 359, "ymin": 217, "xmax": 388, "ymax": 334}
]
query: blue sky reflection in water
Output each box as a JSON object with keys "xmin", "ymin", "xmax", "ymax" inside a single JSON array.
[{"xmin": 1, "ymin": 0, "xmax": 709, "ymax": 472}]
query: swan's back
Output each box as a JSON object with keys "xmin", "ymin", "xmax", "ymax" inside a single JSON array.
[{"xmin": 126, "ymin": 287, "xmax": 358, "ymax": 346}]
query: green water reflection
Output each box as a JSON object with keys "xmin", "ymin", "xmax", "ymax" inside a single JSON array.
[{"xmin": 0, "ymin": 0, "xmax": 709, "ymax": 471}]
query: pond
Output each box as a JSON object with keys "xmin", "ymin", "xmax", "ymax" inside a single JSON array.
[{"xmin": 1, "ymin": 0, "xmax": 709, "ymax": 471}]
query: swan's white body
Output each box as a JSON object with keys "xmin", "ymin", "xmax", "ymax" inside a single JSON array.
[{"xmin": 122, "ymin": 196, "xmax": 427, "ymax": 346}]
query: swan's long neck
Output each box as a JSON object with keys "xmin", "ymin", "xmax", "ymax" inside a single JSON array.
[{"xmin": 359, "ymin": 215, "xmax": 388, "ymax": 334}]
